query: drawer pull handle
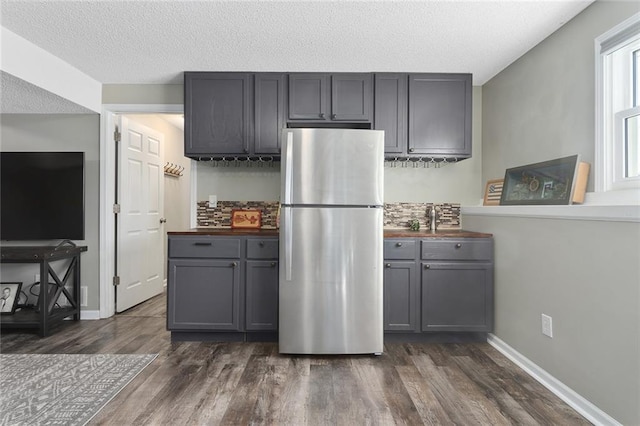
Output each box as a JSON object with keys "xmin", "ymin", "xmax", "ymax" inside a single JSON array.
[
  {"xmin": 259, "ymin": 242, "xmax": 265, "ymax": 247},
  {"xmin": 385, "ymin": 263, "xmax": 391, "ymax": 268},
  {"xmin": 271, "ymin": 262, "xmax": 277, "ymax": 267},
  {"xmin": 455, "ymin": 243, "xmax": 462, "ymax": 249},
  {"xmin": 396, "ymin": 242, "xmax": 402, "ymax": 247},
  {"xmin": 194, "ymin": 242, "xmax": 212, "ymax": 246},
  {"xmin": 424, "ymin": 264, "xmax": 430, "ymax": 269},
  {"xmin": 231, "ymin": 262, "xmax": 238, "ymax": 267}
]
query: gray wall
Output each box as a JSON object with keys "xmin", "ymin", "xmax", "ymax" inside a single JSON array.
[
  {"xmin": 0, "ymin": 114, "xmax": 101, "ymax": 311},
  {"xmin": 477, "ymin": 1, "xmax": 640, "ymax": 424}
]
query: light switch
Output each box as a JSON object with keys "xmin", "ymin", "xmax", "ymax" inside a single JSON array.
[{"xmin": 208, "ymin": 195, "xmax": 217, "ymax": 208}]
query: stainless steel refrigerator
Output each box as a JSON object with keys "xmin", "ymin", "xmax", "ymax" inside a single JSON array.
[{"xmin": 279, "ymin": 128, "xmax": 384, "ymax": 355}]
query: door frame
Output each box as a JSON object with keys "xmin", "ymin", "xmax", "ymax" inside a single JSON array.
[{"xmin": 100, "ymin": 104, "xmax": 186, "ymax": 318}]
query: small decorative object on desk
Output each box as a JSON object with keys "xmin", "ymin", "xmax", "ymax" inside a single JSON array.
[
  {"xmin": 408, "ymin": 219, "xmax": 420, "ymax": 231},
  {"xmin": 0, "ymin": 282, "xmax": 22, "ymax": 315},
  {"xmin": 500, "ymin": 155, "xmax": 590, "ymax": 205},
  {"xmin": 231, "ymin": 209, "xmax": 262, "ymax": 228}
]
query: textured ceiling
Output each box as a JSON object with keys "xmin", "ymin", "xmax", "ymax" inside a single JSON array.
[
  {"xmin": 0, "ymin": 71, "xmax": 96, "ymax": 114},
  {"xmin": 1, "ymin": 0, "xmax": 593, "ymax": 87}
]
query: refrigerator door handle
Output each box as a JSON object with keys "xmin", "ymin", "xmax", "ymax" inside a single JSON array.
[
  {"xmin": 283, "ymin": 131, "xmax": 294, "ymax": 205},
  {"xmin": 284, "ymin": 207, "xmax": 293, "ymax": 281}
]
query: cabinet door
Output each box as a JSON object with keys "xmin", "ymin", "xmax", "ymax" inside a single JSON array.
[
  {"xmin": 375, "ymin": 74, "xmax": 408, "ymax": 154},
  {"xmin": 184, "ymin": 72, "xmax": 252, "ymax": 156},
  {"xmin": 383, "ymin": 261, "xmax": 419, "ymax": 332},
  {"xmin": 254, "ymin": 73, "xmax": 286, "ymax": 154},
  {"xmin": 408, "ymin": 74, "xmax": 472, "ymax": 157},
  {"xmin": 331, "ymin": 73, "xmax": 372, "ymax": 122},
  {"xmin": 167, "ymin": 259, "xmax": 242, "ymax": 331},
  {"xmin": 288, "ymin": 73, "xmax": 328, "ymax": 120},
  {"xmin": 421, "ymin": 262, "xmax": 493, "ymax": 332},
  {"xmin": 245, "ymin": 260, "xmax": 279, "ymax": 331}
]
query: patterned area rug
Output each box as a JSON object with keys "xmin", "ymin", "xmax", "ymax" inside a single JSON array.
[{"xmin": 0, "ymin": 353, "xmax": 157, "ymax": 426}]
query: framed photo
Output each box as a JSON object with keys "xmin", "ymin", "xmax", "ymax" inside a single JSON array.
[
  {"xmin": 483, "ymin": 179, "xmax": 504, "ymax": 206},
  {"xmin": 500, "ymin": 155, "xmax": 589, "ymax": 205},
  {"xmin": 1, "ymin": 282, "xmax": 22, "ymax": 315},
  {"xmin": 231, "ymin": 209, "xmax": 261, "ymax": 229}
]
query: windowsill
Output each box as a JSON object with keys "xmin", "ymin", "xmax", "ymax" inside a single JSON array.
[{"xmin": 463, "ymin": 190, "xmax": 640, "ymax": 222}]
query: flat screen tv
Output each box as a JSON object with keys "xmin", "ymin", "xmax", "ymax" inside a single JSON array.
[{"xmin": 1, "ymin": 152, "xmax": 85, "ymax": 241}]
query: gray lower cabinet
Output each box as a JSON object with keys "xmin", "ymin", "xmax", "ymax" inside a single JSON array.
[
  {"xmin": 167, "ymin": 235, "xmax": 279, "ymax": 336},
  {"xmin": 421, "ymin": 262, "xmax": 493, "ymax": 332},
  {"xmin": 383, "ymin": 236, "xmax": 494, "ymax": 335},
  {"xmin": 168, "ymin": 259, "xmax": 241, "ymax": 331},
  {"xmin": 383, "ymin": 261, "xmax": 418, "ymax": 332}
]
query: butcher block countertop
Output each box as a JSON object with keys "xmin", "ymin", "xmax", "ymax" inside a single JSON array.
[{"xmin": 168, "ymin": 228, "xmax": 492, "ymax": 238}]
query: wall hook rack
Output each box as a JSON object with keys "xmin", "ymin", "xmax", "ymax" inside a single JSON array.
[{"xmin": 164, "ymin": 162, "xmax": 184, "ymax": 177}]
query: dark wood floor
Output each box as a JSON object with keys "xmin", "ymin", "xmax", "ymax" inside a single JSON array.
[{"xmin": 1, "ymin": 293, "xmax": 590, "ymax": 425}]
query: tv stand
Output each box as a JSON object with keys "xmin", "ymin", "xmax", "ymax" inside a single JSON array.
[{"xmin": 0, "ymin": 245, "xmax": 87, "ymax": 337}]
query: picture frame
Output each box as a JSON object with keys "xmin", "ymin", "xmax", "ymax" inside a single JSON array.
[
  {"xmin": 231, "ymin": 209, "xmax": 262, "ymax": 229},
  {"xmin": 483, "ymin": 179, "xmax": 504, "ymax": 206},
  {"xmin": 500, "ymin": 155, "xmax": 589, "ymax": 205},
  {"xmin": 1, "ymin": 282, "xmax": 22, "ymax": 315}
]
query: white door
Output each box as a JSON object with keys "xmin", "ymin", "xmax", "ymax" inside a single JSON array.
[{"xmin": 116, "ymin": 116, "xmax": 165, "ymax": 312}]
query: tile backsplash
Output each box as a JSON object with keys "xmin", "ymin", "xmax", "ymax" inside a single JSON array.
[
  {"xmin": 384, "ymin": 203, "xmax": 460, "ymax": 230},
  {"xmin": 197, "ymin": 201, "xmax": 460, "ymax": 230}
]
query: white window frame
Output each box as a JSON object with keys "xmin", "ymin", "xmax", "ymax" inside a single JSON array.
[{"xmin": 595, "ymin": 13, "xmax": 640, "ymax": 196}]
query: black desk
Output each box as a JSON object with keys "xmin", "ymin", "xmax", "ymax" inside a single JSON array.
[{"xmin": 0, "ymin": 245, "xmax": 87, "ymax": 337}]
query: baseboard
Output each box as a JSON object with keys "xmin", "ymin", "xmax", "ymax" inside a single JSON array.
[
  {"xmin": 487, "ymin": 334, "xmax": 621, "ymax": 426},
  {"xmin": 80, "ymin": 310, "xmax": 101, "ymax": 320}
]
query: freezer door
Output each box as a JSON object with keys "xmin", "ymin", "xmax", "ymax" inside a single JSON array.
[
  {"xmin": 279, "ymin": 206, "xmax": 383, "ymax": 354},
  {"xmin": 281, "ymin": 128, "xmax": 384, "ymax": 206}
]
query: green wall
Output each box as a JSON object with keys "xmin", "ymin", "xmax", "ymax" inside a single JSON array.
[
  {"xmin": 0, "ymin": 114, "xmax": 101, "ymax": 311},
  {"xmin": 476, "ymin": 1, "xmax": 640, "ymax": 424}
]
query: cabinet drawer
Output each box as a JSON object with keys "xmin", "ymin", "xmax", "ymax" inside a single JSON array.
[
  {"xmin": 421, "ymin": 239, "xmax": 493, "ymax": 261},
  {"xmin": 246, "ymin": 238, "xmax": 279, "ymax": 259},
  {"xmin": 384, "ymin": 239, "xmax": 416, "ymax": 259},
  {"xmin": 169, "ymin": 237, "xmax": 241, "ymax": 259}
]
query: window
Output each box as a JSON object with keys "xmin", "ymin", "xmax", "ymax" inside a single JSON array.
[{"xmin": 595, "ymin": 13, "xmax": 640, "ymax": 194}]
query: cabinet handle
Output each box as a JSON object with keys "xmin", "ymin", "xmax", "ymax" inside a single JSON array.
[
  {"xmin": 395, "ymin": 242, "xmax": 402, "ymax": 247},
  {"xmin": 424, "ymin": 264, "xmax": 430, "ymax": 269},
  {"xmin": 271, "ymin": 262, "xmax": 277, "ymax": 267},
  {"xmin": 259, "ymin": 241, "xmax": 265, "ymax": 247},
  {"xmin": 385, "ymin": 263, "xmax": 391, "ymax": 268},
  {"xmin": 319, "ymin": 113, "xmax": 325, "ymax": 119},
  {"xmin": 455, "ymin": 243, "xmax": 462, "ymax": 249},
  {"xmin": 194, "ymin": 242, "xmax": 212, "ymax": 246},
  {"xmin": 231, "ymin": 262, "xmax": 238, "ymax": 267},
  {"xmin": 409, "ymin": 148, "xmax": 415, "ymax": 153},
  {"xmin": 243, "ymin": 148, "xmax": 249, "ymax": 154}
]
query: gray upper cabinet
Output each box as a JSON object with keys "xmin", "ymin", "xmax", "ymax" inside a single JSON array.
[
  {"xmin": 184, "ymin": 72, "xmax": 252, "ymax": 156},
  {"xmin": 288, "ymin": 73, "xmax": 372, "ymax": 122},
  {"xmin": 408, "ymin": 73, "xmax": 472, "ymax": 157},
  {"xmin": 374, "ymin": 74, "xmax": 408, "ymax": 154},
  {"xmin": 254, "ymin": 73, "xmax": 286, "ymax": 155}
]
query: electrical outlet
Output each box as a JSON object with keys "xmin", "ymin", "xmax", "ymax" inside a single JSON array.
[
  {"xmin": 541, "ymin": 314, "xmax": 553, "ymax": 338},
  {"xmin": 208, "ymin": 195, "xmax": 217, "ymax": 208}
]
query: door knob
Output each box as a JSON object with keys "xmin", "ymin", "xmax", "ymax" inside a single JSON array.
[{"xmin": 159, "ymin": 218, "xmax": 167, "ymax": 224}]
